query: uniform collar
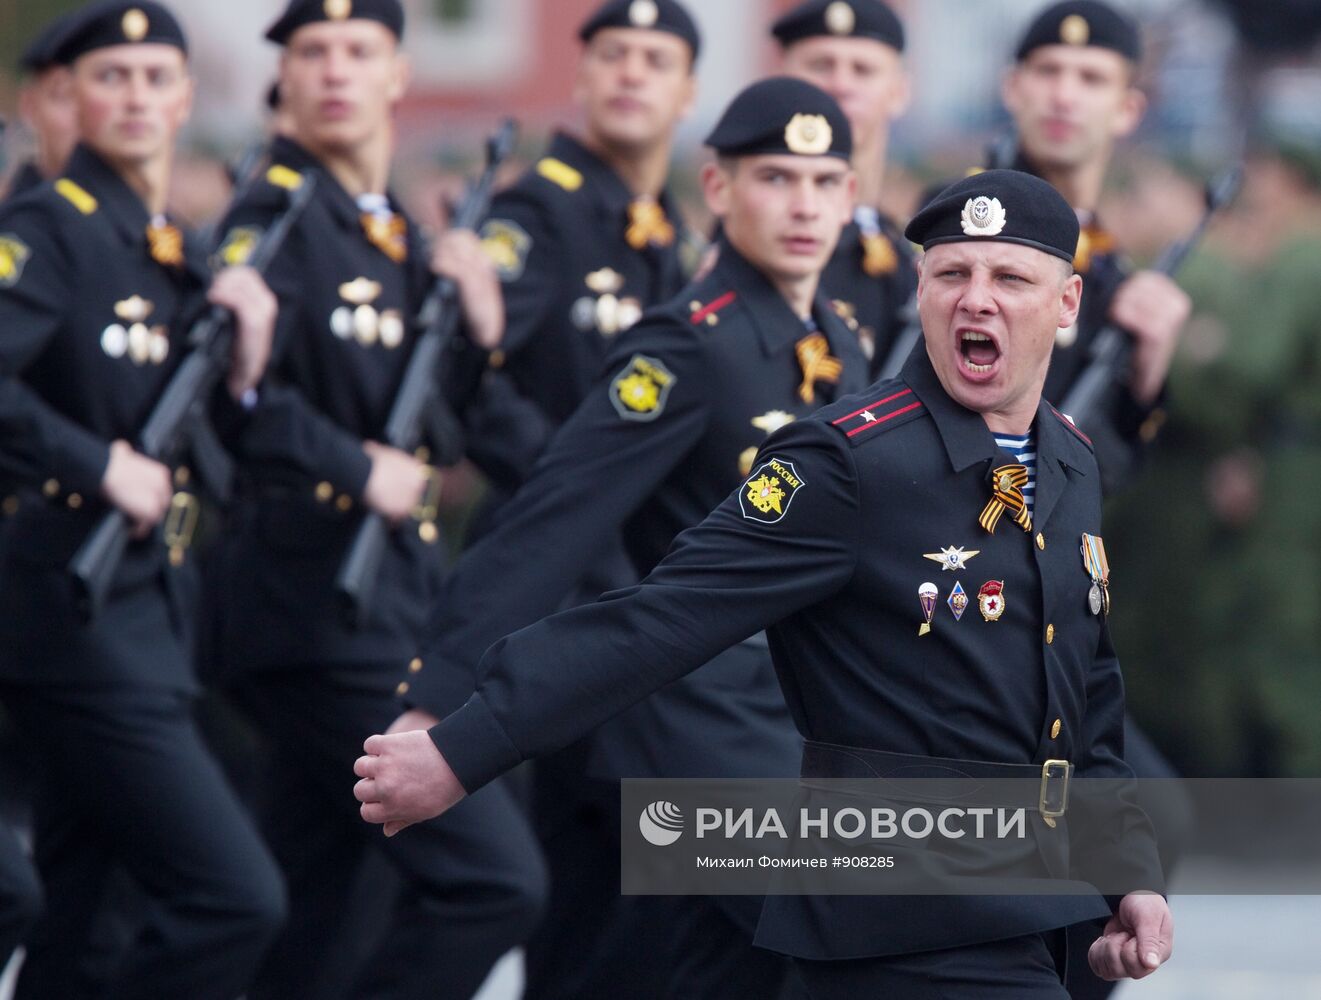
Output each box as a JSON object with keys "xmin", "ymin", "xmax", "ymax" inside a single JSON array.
[
  {"xmin": 63, "ymin": 144, "xmax": 152, "ymax": 246},
  {"xmin": 548, "ymin": 131, "xmax": 681, "ymax": 222},
  {"xmin": 269, "ymin": 135, "xmax": 411, "ymax": 238}
]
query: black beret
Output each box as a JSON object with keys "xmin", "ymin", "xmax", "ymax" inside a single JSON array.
[
  {"xmin": 266, "ymin": 0, "xmax": 404, "ymax": 46},
  {"xmin": 705, "ymin": 77, "xmax": 852, "ymax": 160},
  {"xmin": 905, "ymin": 169, "xmax": 1079, "ymax": 264},
  {"xmin": 20, "ymin": 13, "xmax": 78, "ymax": 73},
  {"xmin": 46, "ymin": 2, "xmax": 188, "ymax": 64},
  {"xmin": 772, "ymin": 0, "xmax": 905, "ymax": 53},
  {"xmin": 578, "ymin": 0, "xmax": 701, "ymax": 60},
  {"xmin": 1015, "ymin": 1, "xmax": 1141, "ymax": 63}
]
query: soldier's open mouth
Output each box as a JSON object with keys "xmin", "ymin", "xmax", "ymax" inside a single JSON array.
[{"xmin": 960, "ymin": 331, "xmax": 1000, "ymax": 373}]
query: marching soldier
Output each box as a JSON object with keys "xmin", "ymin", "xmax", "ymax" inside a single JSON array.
[
  {"xmin": 774, "ymin": 0, "xmax": 917, "ymax": 372},
  {"xmin": 359, "ymin": 169, "xmax": 1173, "ymax": 999},
  {"xmin": 208, "ymin": 1, "xmax": 546, "ymax": 996},
  {"xmin": 1000, "ymin": 0, "xmax": 1191, "ymax": 491},
  {"xmin": 3, "ymin": 12, "xmax": 81, "ymax": 201},
  {"xmin": 385, "ymin": 77, "xmax": 868, "ymax": 998},
  {"xmin": 0, "ymin": 3, "xmax": 286, "ymax": 997}
]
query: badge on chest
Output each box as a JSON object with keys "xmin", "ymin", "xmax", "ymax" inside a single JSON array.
[
  {"xmin": 572, "ymin": 268, "xmax": 642, "ymax": 337},
  {"xmin": 101, "ymin": 296, "xmax": 170, "ymax": 366},
  {"xmin": 329, "ymin": 277, "xmax": 405, "ymax": 350}
]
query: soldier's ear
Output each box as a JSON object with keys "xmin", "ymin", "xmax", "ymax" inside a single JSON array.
[
  {"xmin": 700, "ymin": 160, "xmax": 732, "ymax": 219},
  {"xmin": 1113, "ymin": 85, "xmax": 1146, "ymax": 140},
  {"xmin": 1058, "ymin": 270, "xmax": 1083, "ymax": 330},
  {"xmin": 388, "ymin": 52, "xmax": 411, "ymax": 105}
]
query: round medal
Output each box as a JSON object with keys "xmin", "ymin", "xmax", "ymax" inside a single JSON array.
[{"xmin": 1088, "ymin": 582, "xmax": 1102, "ymax": 616}]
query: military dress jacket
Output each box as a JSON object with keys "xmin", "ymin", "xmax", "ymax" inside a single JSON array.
[
  {"xmin": 409, "ymin": 241, "xmax": 869, "ymax": 777},
  {"xmin": 819, "ymin": 207, "xmax": 917, "ymax": 376},
  {"xmin": 429, "ymin": 346, "xmax": 1159, "ymax": 956},
  {"xmin": 1, "ymin": 162, "xmax": 47, "ymax": 206},
  {"xmin": 464, "ymin": 131, "xmax": 693, "ymax": 489},
  {"xmin": 211, "ymin": 137, "xmax": 476, "ymax": 673},
  {"xmin": 0, "ymin": 144, "xmax": 217, "ymax": 688}
]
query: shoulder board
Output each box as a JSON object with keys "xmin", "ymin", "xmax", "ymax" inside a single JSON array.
[
  {"xmin": 265, "ymin": 164, "xmax": 304, "ymax": 191},
  {"xmin": 1048, "ymin": 405, "xmax": 1094, "ymax": 449},
  {"xmin": 688, "ymin": 291, "xmax": 737, "ymax": 327},
  {"xmin": 536, "ymin": 157, "xmax": 583, "ymax": 192},
  {"xmin": 54, "ymin": 179, "xmax": 97, "ymax": 215},
  {"xmin": 829, "ymin": 386, "xmax": 926, "ymax": 444}
]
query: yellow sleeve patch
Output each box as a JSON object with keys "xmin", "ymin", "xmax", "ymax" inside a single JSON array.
[
  {"xmin": 610, "ymin": 353, "xmax": 676, "ymax": 422},
  {"xmin": 54, "ymin": 179, "xmax": 98, "ymax": 215},
  {"xmin": 0, "ymin": 235, "xmax": 32, "ymax": 287},
  {"xmin": 536, "ymin": 157, "xmax": 583, "ymax": 192},
  {"xmin": 265, "ymin": 164, "xmax": 304, "ymax": 191}
]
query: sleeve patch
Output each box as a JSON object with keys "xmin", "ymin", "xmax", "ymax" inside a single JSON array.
[
  {"xmin": 479, "ymin": 219, "xmax": 532, "ymax": 282},
  {"xmin": 0, "ymin": 235, "xmax": 32, "ymax": 287},
  {"xmin": 610, "ymin": 353, "xmax": 676, "ymax": 422},
  {"xmin": 739, "ymin": 457, "xmax": 806, "ymax": 525},
  {"xmin": 215, "ymin": 226, "xmax": 263, "ymax": 268}
]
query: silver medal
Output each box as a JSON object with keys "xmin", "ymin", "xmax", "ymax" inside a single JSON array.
[{"xmin": 1088, "ymin": 582, "xmax": 1102, "ymax": 616}]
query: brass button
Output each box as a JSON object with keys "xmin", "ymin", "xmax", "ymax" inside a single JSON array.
[
  {"xmin": 315, "ymin": 481, "xmax": 334, "ymax": 503},
  {"xmin": 1045, "ymin": 623, "xmax": 1055, "ymax": 645},
  {"xmin": 408, "ymin": 657, "xmax": 423, "ymax": 674},
  {"xmin": 395, "ymin": 681, "xmax": 410, "ymax": 697},
  {"xmin": 174, "ymin": 466, "xmax": 191, "ymax": 487},
  {"xmin": 488, "ymin": 349, "xmax": 506, "ymax": 369},
  {"xmin": 1036, "ymin": 532, "xmax": 1045, "ymax": 550},
  {"xmin": 2, "ymin": 496, "xmax": 17, "ymax": 516},
  {"xmin": 335, "ymin": 494, "xmax": 353, "ymax": 512},
  {"xmin": 1050, "ymin": 718, "xmax": 1062, "ymax": 739},
  {"xmin": 42, "ymin": 478, "xmax": 60, "ymax": 498},
  {"xmin": 66, "ymin": 493, "xmax": 83, "ymax": 510}
]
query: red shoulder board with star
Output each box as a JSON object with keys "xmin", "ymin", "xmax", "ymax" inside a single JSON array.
[
  {"xmin": 830, "ymin": 387, "xmax": 925, "ymax": 441},
  {"xmin": 1048, "ymin": 404, "xmax": 1093, "ymax": 448},
  {"xmin": 689, "ymin": 291, "xmax": 737, "ymax": 327}
]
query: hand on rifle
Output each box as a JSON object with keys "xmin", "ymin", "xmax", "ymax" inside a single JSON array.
[
  {"xmin": 209, "ymin": 266, "xmax": 279, "ymax": 401},
  {"xmin": 362, "ymin": 440, "xmax": 430, "ymax": 523},
  {"xmin": 431, "ymin": 229, "xmax": 504, "ymax": 351},
  {"xmin": 1108, "ymin": 270, "xmax": 1191, "ymax": 406},
  {"xmin": 100, "ymin": 440, "xmax": 173, "ymax": 539}
]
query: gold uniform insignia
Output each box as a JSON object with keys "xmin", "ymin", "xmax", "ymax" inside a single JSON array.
[
  {"xmin": 216, "ymin": 227, "xmax": 262, "ymax": 268},
  {"xmin": 825, "ymin": 1, "xmax": 856, "ymax": 35},
  {"xmin": 55, "ymin": 179, "xmax": 98, "ymax": 215},
  {"xmin": 0, "ymin": 235, "xmax": 32, "ymax": 287},
  {"xmin": 537, "ymin": 158, "xmax": 583, "ymax": 192},
  {"xmin": 629, "ymin": 0, "xmax": 659, "ymax": 27},
  {"xmin": 265, "ymin": 164, "xmax": 304, "ymax": 191},
  {"xmin": 122, "ymin": 8, "xmax": 149, "ymax": 42},
  {"xmin": 480, "ymin": 219, "xmax": 533, "ymax": 282},
  {"xmin": 325, "ymin": 0, "xmax": 352, "ymax": 20},
  {"xmin": 1060, "ymin": 14, "xmax": 1090, "ymax": 45},
  {"xmin": 102, "ymin": 296, "xmax": 169, "ymax": 365},
  {"xmin": 785, "ymin": 114, "xmax": 832, "ymax": 156},
  {"xmin": 329, "ymin": 278, "xmax": 403, "ymax": 349},
  {"xmin": 739, "ymin": 458, "xmax": 805, "ymax": 525},
  {"xmin": 610, "ymin": 354, "xmax": 676, "ymax": 422}
]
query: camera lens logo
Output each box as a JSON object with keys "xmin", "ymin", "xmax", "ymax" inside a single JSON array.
[{"xmin": 639, "ymin": 801, "xmax": 684, "ymax": 846}]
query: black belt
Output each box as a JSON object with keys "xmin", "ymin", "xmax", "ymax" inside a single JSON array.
[{"xmin": 801, "ymin": 739, "xmax": 1072, "ymax": 823}]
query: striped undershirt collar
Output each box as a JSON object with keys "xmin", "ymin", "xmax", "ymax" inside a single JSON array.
[{"xmin": 993, "ymin": 430, "xmax": 1037, "ymax": 514}]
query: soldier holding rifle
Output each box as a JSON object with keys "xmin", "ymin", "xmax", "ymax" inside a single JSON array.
[
  {"xmin": 208, "ymin": 1, "xmax": 546, "ymax": 996},
  {"xmin": 0, "ymin": 4, "xmax": 286, "ymax": 996}
]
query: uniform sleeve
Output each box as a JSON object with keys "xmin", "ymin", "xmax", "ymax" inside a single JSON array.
[
  {"xmin": 481, "ymin": 188, "xmax": 562, "ymax": 357},
  {"xmin": 214, "ymin": 199, "xmax": 372, "ymax": 496},
  {"xmin": 459, "ymin": 368, "xmax": 557, "ymax": 492},
  {"xmin": 0, "ymin": 207, "xmax": 112, "ymax": 494},
  {"xmin": 407, "ymin": 319, "xmax": 714, "ymax": 716},
  {"xmin": 428, "ymin": 417, "xmax": 862, "ymax": 794}
]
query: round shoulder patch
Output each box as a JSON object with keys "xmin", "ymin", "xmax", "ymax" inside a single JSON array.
[
  {"xmin": 480, "ymin": 218, "xmax": 533, "ymax": 282},
  {"xmin": 739, "ymin": 457, "xmax": 806, "ymax": 525},
  {"xmin": 610, "ymin": 353, "xmax": 677, "ymax": 422},
  {"xmin": 0, "ymin": 234, "xmax": 32, "ymax": 287}
]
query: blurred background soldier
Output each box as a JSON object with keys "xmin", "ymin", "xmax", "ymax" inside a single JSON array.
[
  {"xmin": 207, "ymin": 1, "xmax": 546, "ymax": 997},
  {"xmin": 2, "ymin": 11, "xmax": 80, "ymax": 201},
  {"xmin": 0, "ymin": 3, "xmax": 286, "ymax": 997}
]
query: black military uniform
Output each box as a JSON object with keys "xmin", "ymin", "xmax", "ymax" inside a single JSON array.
[
  {"xmin": 207, "ymin": 4, "xmax": 546, "ymax": 997},
  {"xmin": 772, "ymin": 0, "xmax": 918, "ymax": 373},
  {"xmin": 411, "ymin": 77, "xmax": 867, "ymax": 999},
  {"xmin": 0, "ymin": 6, "xmax": 285, "ymax": 999},
  {"xmin": 0, "ymin": 822, "xmax": 41, "ymax": 966},
  {"xmin": 419, "ymin": 171, "xmax": 1162, "ymax": 998}
]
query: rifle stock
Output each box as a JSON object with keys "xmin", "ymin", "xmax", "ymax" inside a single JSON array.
[{"xmin": 335, "ymin": 119, "xmax": 518, "ymax": 626}]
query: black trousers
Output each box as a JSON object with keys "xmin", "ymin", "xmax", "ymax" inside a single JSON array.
[
  {"xmin": 0, "ymin": 820, "xmax": 41, "ymax": 964},
  {"xmin": 793, "ymin": 930, "xmax": 1070, "ymax": 999},
  {"xmin": 236, "ymin": 665, "xmax": 548, "ymax": 1000},
  {"xmin": 0, "ymin": 683, "xmax": 286, "ymax": 1000}
]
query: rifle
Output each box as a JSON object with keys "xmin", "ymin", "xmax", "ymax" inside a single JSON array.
[
  {"xmin": 69, "ymin": 169, "xmax": 317, "ymax": 618},
  {"xmin": 334, "ymin": 118, "xmax": 518, "ymax": 627},
  {"xmin": 877, "ymin": 133, "xmax": 1020, "ymax": 380},
  {"xmin": 1058, "ymin": 164, "xmax": 1243, "ymax": 428}
]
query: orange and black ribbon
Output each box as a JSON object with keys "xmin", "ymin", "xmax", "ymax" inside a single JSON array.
[
  {"xmin": 146, "ymin": 222, "xmax": 185, "ymax": 269},
  {"xmin": 979, "ymin": 463, "xmax": 1032, "ymax": 534},
  {"xmin": 361, "ymin": 212, "xmax": 409, "ymax": 263},
  {"xmin": 795, "ymin": 333, "xmax": 843, "ymax": 404},
  {"xmin": 1073, "ymin": 225, "xmax": 1116, "ymax": 274},
  {"xmin": 860, "ymin": 231, "xmax": 898, "ymax": 276},
  {"xmin": 625, "ymin": 197, "xmax": 675, "ymax": 250}
]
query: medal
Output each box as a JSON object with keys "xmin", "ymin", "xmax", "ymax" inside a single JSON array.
[
  {"xmin": 977, "ymin": 580, "xmax": 1006, "ymax": 622},
  {"xmin": 918, "ymin": 582, "xmax": 938, "ymax": 636},
  {"xmin": 947, "ymin": 581, "xmax": 968, "ymax": 622},
  {"xmin": 1080, "ymin": 534, "xmax": 1111, "ymax": 617}
]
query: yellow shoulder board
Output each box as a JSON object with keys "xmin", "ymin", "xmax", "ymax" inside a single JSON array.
[
  {"xmin": 54, "ymin": 179, "xmax": 98, "ymax": 215},
  {"xmin": 536, "ymin": 158, "xmax": 583, "ymax": 192},
  {"xmin": 265, "ymin": 164, "xmax": 304, "ymax": 191}
]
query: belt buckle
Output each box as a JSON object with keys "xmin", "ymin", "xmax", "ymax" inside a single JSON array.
[{"xmin": 1039, "ymin": 758, "xmax": 1072, "ymax": 826}]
